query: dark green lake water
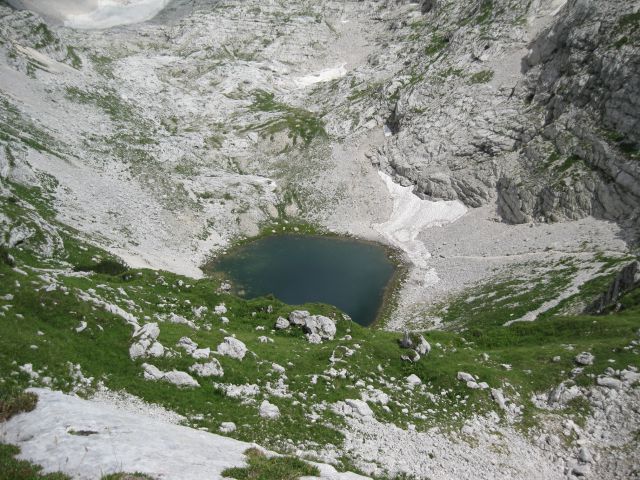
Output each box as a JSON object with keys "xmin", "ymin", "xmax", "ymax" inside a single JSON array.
[{"xmin": 213, "ymin": 235, "xmax": 396, "ymax": 326}]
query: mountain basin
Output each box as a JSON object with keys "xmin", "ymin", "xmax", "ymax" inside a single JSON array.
[{"xmin": 211, "ymin": 234, "xmax": 398, "ymax": 326}]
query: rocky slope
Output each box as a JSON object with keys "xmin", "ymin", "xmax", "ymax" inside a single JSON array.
[{"xmin": 373, "ymin": 0, "xmax": 640, "ymax": 239}]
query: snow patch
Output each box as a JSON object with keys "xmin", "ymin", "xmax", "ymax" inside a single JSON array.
[
  {"xmin": 374, "ymin": 172, "xmax": 467, "ymax": 273},
  {"xmin": 296, "ymin": 64, "xmax": 347, "ymax": 88}
]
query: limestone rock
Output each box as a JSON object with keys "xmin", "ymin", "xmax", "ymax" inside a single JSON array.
[
  {"xmin": 345, "ymin": 399, "xmax": 374, "ymax": 417},
  {"xmin": 303, "ymin": 315, "xmax": 336, "ymax": 341},
  {"xmin": 216, "ymin": 337, "xmax": 247, "ymax": 360},
  {"xmin": 219, "ymin": 422, "xmax": 236, "ymax": 433},
  {"xmin": 289, "ymin": 310, "xmax": 310, "ymax": 326},
  {"xmin": 575, "ymin": 352, "xmax": 595, "ymax": 366},
  {"xmin": 596, "ymin": 376, "xmax": 622, "ymax": 390},
  {"xmin": 275, "ymin": 317, "xmax": 290, "ymax": 330},
  {"xmin": 189, "ymin": 359, "xmax": 224, "ymax": 378},
  {"xmin": 457, "ymin": 372, "xmax": 475, "ymax": 383},
  {"xmin": 259, "ymin": 400, "xmax": 280, "ymax": 419},
  {"xmin": 406, "ymin": 374, "xmax": 422, "ymax": 387},
  {"xmin": 163, "ymin": 370, "xmax": 199, "ymax": 388}
]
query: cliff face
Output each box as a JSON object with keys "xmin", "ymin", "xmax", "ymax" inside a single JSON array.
[
  {"xmin": 374, "ymin": 0, "xmax": 640, "ymax": 241},
  {"xmin": 498, "ymin": 0, "xmax": 640, "ymax": 236}
]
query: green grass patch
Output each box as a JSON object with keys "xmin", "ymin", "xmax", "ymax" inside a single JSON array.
[
  {"xmin": 469, "ymin": 70, "xmax": 494, "ymax": 84},
  {"xmin": 245, "ymin": 90, "xmax": 326, "ymax": 146},
  {"xmin": 222, "ymin": 448, "xmax": 319, "ymax": 480},
  {"xmin": 0, "ymin": 444, "xmax": 70, "ymax": 480}
]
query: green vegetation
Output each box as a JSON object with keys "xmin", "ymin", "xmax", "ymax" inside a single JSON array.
[
  {"xmin": 65, "ymin": 46, "xmax": 82, "ymax": 69},
  {"xmin": 244, "ymin": 90, "xmax": 326, "ymax": 146},
  {"xmin": 65, "ymin": 87, "xmax": 137, "ymax": 124},
  {"xmin": 424, "ymin": 34, "xmax": 448, "ymax": 56},
  {"xmin": 469, "ymin": 70, "xmax": 494, "ymax": 84},
  {"xmin": 0, "ymin": 96, "xmax": 61, "ymax": 157},
  {"xmin": 0, "ymin": 444, "xmax": 70, "ymax": 480},
  {"xmin": 222, "ymin": 448, "xmax": 319, "ymax": 479},
  {"xmin": 31, "ymin": 23, "xmax": 58, "ymax": 50},
  {"xmin": 0, "ymin": 388, "xmax": 37, "ymax": 422}
]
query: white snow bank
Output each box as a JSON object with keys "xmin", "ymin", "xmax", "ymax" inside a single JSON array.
[
  {"xmin": 374, "ymin": 172, "xmax": 466, "ymax": 271},
  {"xmin": 1, "ymin": 389, "xmax": 369, "ymax": 479},
  {"xmin": 296, "ymin": 64, "xmax": 347, "ymax": 88},
  {"xmin": 8, "ymin": 0, "xmax": 170, "ymax": 29}
]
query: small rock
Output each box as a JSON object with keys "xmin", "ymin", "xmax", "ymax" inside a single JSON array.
[
  {"xmin": 574, "ymin": 352, "xmax": 594, "ymax": 366},
  {"xmin": 189, "ymin": 359, "xmax": 224, "ymax": 377},
  {"xmin": 219, "ymin": 422, "xmax": 236, "ymax": 433},
  {"xmin": 578, "ymin": 447, "xmax": 593, "ymax": 463},
  {"xmin": 457, "ymin": 372, "xmax": 475, "ymax": 383},
  {"xmin": 406, "ymin": 374, "xmax": 422, "ymax": 387},
  {"xmin": 192, "ymin": 347, "xmax": 211, "ymax": 360},
  {"xmin": 259, "ymin": 400, "xmax": 280, "ymax": 419},
  {"xmin": 163, "ymin": 370, "xmax": 200, "ymax": 388}
]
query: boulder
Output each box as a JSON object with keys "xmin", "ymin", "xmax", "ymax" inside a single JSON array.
[
  {"xmin": 345, "ymin": 399, "xmax": 374, "ymax": 417},
  {"xmin": 306, "ymin": 333, "xmax": 322, "ymax": 344},
  {"xmin": 303, "ymin": 315, "xmax": 336, "ymax": 340},
  {"xmin": 177, "ymin": 336, "xmax": 198, "ymax": 354},
  {"xmin": 574, "ymin": 352, "xmax": 595, "ymax": 366},
  {"xmin": 275, "ymin": 317, "xmax": 290, "ymax": 330},
  {"xmin": 406, "ymin": 374, "xmax": 422, "ymax": 387},
  {"xmin": 147, "ymin": 341, "xmax": 165, "ymax": 357},
  {"xmin": 192, "ymin": 347, "xmax": 210, "ymax": 360},
  {"xmin": 457, "ymin": 372, "xmax": 475, "ymax": 383},
  {"xmin": 189, "ymin": 359, "xmax": 224, "ymax": 377},
  {"xmin": 219, "ymin": 422, "xmax": 236, "ymax": 433},
  {"xmin": 142, "ymin": 363, "xmax": 164, "ymax": 381},
  {"xmin": 289, "ymin": 310, "xmax": 310, "ymax": 326},
  {"xmin": 134, "ymin": 322, "xmax": 160, "ymax": 341},
  {"xmin": 259, "ymin": 400, "xmax": 280, "ymax": 419},
  {"xmin": 216, "ymin": 337, "xmax": 247, "ymax": 360},
  {"xmin": 491, "ymin": 388, "xmax": 507, "ymax": 410},
  {"xmin": 401, "ymin": 349, "xmax": 420, "ymax": 363},
  {"xmin": 163, "ymin": 370, "xmax": 200, "ymax": 388}
]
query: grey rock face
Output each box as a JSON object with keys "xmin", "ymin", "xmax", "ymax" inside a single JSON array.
[
  {"xmin": 586, "ymin": 260, "xmax": 640, "ymax": 314},
  {"xmin": 497, "ymin": 0, "xmax": 640, "ymax": 234},
  {"xmin": 371, "ymin": 0, "xmax": 639, "ymax": 241}
]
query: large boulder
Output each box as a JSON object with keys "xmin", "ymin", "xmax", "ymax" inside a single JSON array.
[
  {"xmin": 289, "ymin": 310, "xmax": 310, "ymax": 326},
  {"xmin": 216, "ymin": 337, "xmax": 247, "ymax": 360},
  {"xmin": 303, "ymin": 315, "xmax": 336, "ymax": 341}
]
